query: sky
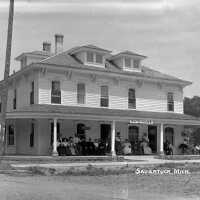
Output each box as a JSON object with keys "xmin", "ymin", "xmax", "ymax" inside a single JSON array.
[{"xmin": 0, "ymin": 0, "xmax": 200, "ymax": 97}]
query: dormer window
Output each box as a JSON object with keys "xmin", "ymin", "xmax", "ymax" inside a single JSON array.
[
  {"xmin": 133, "ymin": 59, "xmax": 140, "ymax": 68},
  {"xmin": 86, "ymin": 52, "xmax": 94, "ymax": 62},
  {"xmin": 125, "ymin": 58, "xmax": 131, "ymax": 68},
  {"xmin": 96, "ymin": 53, "xmax": 103, "ymax": 64},
  {"xmin": 86, "ymin": 51, "xmax": 104, "ymax": 65}
]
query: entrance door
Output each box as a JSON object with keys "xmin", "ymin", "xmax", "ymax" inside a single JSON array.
[
  {"xmin": 148, "ymin": 125, "xmax": 157, "ymax": 153},
  {"xmin": 128, "ymin": 126, "xmax": 139, "ymax": 154},
  {"xmin": 100, "ymin": 124, "xmax": 111, "ymax": 142}
]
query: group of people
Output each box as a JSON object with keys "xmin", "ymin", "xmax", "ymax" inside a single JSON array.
[
  {"xmin": 56, "ymin": 132, "xmax": 176, "ymax": 156},
  {"xmin": 56, "ymin": 135, "xmax": 112, "ymax": 156}
]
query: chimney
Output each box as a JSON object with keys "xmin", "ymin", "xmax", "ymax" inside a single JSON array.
[
  {"xmin": 43, "ymin": 42, "xmax": 51, "ymax": 53},
  {"xmin": 55, "ymin": 34, "xmax": 64, "ymax": 54}
]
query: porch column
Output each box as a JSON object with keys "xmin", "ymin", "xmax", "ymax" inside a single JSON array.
[
  {"xmin": 52, "ymin": 118, "xmax": 58, "ymax": 156},
  {"xmin": 159, "ymin": 123, "xmax": 164, "ymax": 155},
  {"xmin": 111, "ymin": 120, "xmax": 116, "ymax": 157}
]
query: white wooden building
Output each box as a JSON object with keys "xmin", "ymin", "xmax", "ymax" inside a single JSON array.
[{"xmin": 1, "ymin": 34, "xmax": 200, "ymax": 156}]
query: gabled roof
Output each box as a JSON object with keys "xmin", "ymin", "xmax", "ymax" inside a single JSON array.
[
  {"xmin": 39, "ymin": 50, "xmax": 191, "ymax": 86},
  {"xmin": 15, "ymin": 51, "xmax": 53, "ymax": 61},
  {"xmin": 68, "ymin": 44, "xmax": 112, "ymax": 55}
]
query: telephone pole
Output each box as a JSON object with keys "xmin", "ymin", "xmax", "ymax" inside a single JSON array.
[{"xmin": 0, "ymin": 0, "xmax": 15, "ymax": 155}]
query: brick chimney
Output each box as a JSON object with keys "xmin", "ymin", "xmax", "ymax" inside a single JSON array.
[
  {"xmin": 55, "ymin": 34, "xmax": 64, "ymax": 54},
  {"xmin": 43, "ymin": 42, "xmax": 51, "ymax": 53}
]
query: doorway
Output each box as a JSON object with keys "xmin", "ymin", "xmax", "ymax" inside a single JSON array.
[
  {"xmin": 148, "ymin": 125, "xmax": 157, "ymax": 153},
  {"xmin": 100, "ymin": 124, "xmax": 111, "ymax": 142},
  {"xmin": 128, "ymin": 126, "xmax": 140, "ymax": 154}
]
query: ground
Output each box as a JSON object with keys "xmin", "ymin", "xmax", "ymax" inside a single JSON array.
[{"xmin": 1, "ymin": 172, "xmax": 200, "ymax": 200}]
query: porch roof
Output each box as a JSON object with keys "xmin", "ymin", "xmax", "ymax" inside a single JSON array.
[{"xmin": 6, "ymin": 104, "xmax": 200, "ymax": 125}]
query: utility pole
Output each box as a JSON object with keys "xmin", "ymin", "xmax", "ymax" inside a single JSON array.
[{"xmin": 0, "ymin": 0, "xmax": 15, "ymax": 155}]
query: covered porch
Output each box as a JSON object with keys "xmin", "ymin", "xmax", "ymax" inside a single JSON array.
[{"xmin": 5, "ymin": 104, "xmax": 200, "ymax": 156}]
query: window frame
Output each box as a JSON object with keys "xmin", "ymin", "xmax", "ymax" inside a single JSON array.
[
  {"xmin": 133, "ymin": 59, "xmax": 140, "ymax": 68},
  {"xmin": 8, "ymin": 125, "xmax": 14, "ymax": 146},
  {"xmin": 128, "ymin": 88, "xmax": 136, "ymax": 109},
  {"xmin": 51, "ymin": 81, "xmax": 61, "ymax": 104},
  {"xmin": 167, "ymin": 92, "xmax": 174, "ymax": 112},
  {"xmin": 86, "ymin": 51, "xmax": 94, "ymax": 63},
  {"xmin": 96, "ymin": 53, "xmax": 103, "ymax": 64},
  {"xmin": 13, "ymin": 89, "xmax": 17, "ymax": 110},
  {"xmin": 77, "ymin": 83, "xmax": 86, "ymax": 104},
  {"xmin": 124, "ymin": 57, "xmax": 132, "ymax": 68},
  {"xmin": 30, "ymin": 81, "xmax": 34, "ymax": 105},
  {"xmin": 30, "ymin": 122, "xmax": 35, "ymax": 147},
  {"xmin": 100, "ymin": 85, "xmax": 109, "ymax": 107}
]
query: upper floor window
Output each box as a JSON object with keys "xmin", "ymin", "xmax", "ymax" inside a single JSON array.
[
  {"xmin": 8, "ymin": 125, "xmax": 14, "ymax": 145},
  {"xmin": 13, "ymin": 89, "xmax": 17, "ymax": 110},
  {"xmin": 96, "ymin": 53, "xmax": 103, "ymax": 64},
  {"xmin": 86, "ymin": 51, "xmax": 104, "ymax": 65},
  {"xmin": 30, "ymin": 122, "xmax": 35, "ymax": 147},
  {"xmin": 128, "ymin": 89, "xmax": 136, "ymax": 109},
  {"xmin": 86, "ymin": 51, "xmax": 94, "ymax": 62},
  {"xmin": 100, "ymin": 85, "xmax": 109, "ymax": 107},
  {"xmin": 51, "ymin": 81, "xmax": 61, "ymax": 104},
  {"xmin": 30, "ymin": 81, "xmax": 34, "ymax": 105},
  {"xmin": 167, "ymin": 92, "xmax": 174, "ymax": 111},
  {"xmin": 133, "ymin": 60, "xmax": 140, "ymax": 68},
  {"xmin": 125, "ymin": 57, "xmax": 131, "ymax": 68},
  {"xmin": 77, "ymin": 83, "xmax": 85, "ymax": 104}
]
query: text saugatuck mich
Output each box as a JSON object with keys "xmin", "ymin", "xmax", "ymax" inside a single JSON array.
[{"xmin": 135, "ymin": 168, "xmax": 191, "ymax": 175}]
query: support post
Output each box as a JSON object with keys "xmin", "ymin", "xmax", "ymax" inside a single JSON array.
[
  {"xmin": 111, "ymin": 120, "xmax": 116, "ymax": 158},
  {"xmin": 52, "ymin": 118, "xmax": 58, "ymax": 156},
  {"xmin": 159, "ymin": 123, "xmax": 164, "ymax": 155}
]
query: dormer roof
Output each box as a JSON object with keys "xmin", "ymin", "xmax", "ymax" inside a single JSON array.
[
  {"xmin": 68, "ymin": 44, "xmax": 112, "ymax": 55},
  {"xmin": 109, "ymin": 50, "xmax": 147, "ymax": 60},
  {"xmin": 15, "ymin": 50, "xmax": 53, "ymax": 61}
]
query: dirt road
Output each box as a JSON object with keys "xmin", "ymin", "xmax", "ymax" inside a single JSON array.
[{"xmin": 0, "ymin": 172, "xmax": 199, "ymax": 200}]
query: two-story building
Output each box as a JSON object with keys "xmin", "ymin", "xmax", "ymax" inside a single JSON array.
[{"xmin": 1, "ymin": 34, "xmax": 200, "ymax": 156}]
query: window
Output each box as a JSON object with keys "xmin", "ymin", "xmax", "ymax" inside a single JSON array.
[
  {"xmin": 77, "ymin": 83, "xmax": 85, "ymax": 104},
  {"xmin": 8, "ymin": 125, "xmax": 14, "ymax": 145},
  {"xmin": 96, "ymin": 53, "xmax": 103, "ymax": 64},
  {"xmin": 125, "ymin": 57, "xmax": 131, "ymax": 68},
  {"xmin": 30, "ymin": 122, "xmax": 34, "ymax": 147},
  {"xmin": 51, "ymin": 81, "xmax": 61, "ymax": 104},
  {"xmin": 128, "ymin": 89, "xmax": 136, "ymax": 109},
  {"xmin": 167, "ymin": 92, "xmax": 174, "ymax": 111},
  {"xmin": 13, "ymin": 89, "xmax": 17, "ymax": 110},
  {"xmin": 133, "ymin": 60, "xmax": 140, "ymax": 68},
  {"xmin": 30, "ymin": 81, "xmax": 34, "ymax": 104},
  {"xmin": 86, "ymin": 51, "xmax": 94, "ymax": 62},
  {"xmin": 100, "ymin": 85, "xmax": 109, "ymax": 107}
]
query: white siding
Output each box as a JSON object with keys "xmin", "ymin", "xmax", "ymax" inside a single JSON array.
[
  {"xmin": 38, "ymin": 77, "xmax": 51, "ymax": 104},
  {"xmin": 38, "ymin": 71, "xmax": 184, "ymax": 114},
  {"xmin": 7, "ymin": 74, "xmax": 38, "ymax": 112}
]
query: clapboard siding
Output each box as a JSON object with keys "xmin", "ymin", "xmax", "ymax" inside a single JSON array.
[
  {"xmin": 38, "ymin": 78, "xmax": 51, "ymax": 104},
  {"xmin": 7, "ymin": 74, "xmax": 38, "ymax": 112},
  {"xmin": 38, "ymin": 72, "xmax": 184, "ymax": 114}
]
